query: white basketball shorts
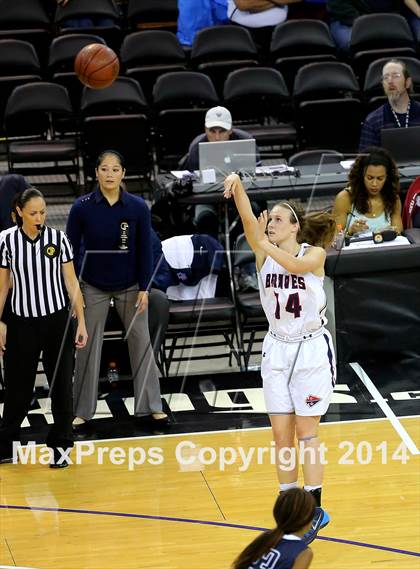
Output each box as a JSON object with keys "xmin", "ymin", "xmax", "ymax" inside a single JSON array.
[{"xmin": 260, "ymin": 329, "xmax": 336, "ymax": 416}]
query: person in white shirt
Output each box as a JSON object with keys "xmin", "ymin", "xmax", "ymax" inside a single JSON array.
[{"xmin": 227, "ymin": 0, "xmax": 302, "ymax": 57}]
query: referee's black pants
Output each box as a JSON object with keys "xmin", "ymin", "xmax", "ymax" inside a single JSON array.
[{"xmin": 0, "ymin": 308, "xmax": 74, "ymax": 456}]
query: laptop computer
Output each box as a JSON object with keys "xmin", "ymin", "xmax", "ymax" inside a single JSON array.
[
  {"xmin": 198, "ymin": 139, "xmax": 257, "ymax": 181},
  {"xmin": 380, "ymin": 126, "xmax": 420, "ymax": 166}
]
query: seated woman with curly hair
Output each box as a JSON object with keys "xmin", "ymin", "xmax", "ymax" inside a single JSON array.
[{"xmin": 332, "ymin": 147, "xmax": 403, "ymax": 237}]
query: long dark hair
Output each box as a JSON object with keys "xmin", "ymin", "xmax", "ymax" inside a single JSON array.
[
  {"xmin": 274, "ymin": 200, "xmax": 336, "ymax": 249},
  {"xmin": 347, "ymin": 147, "xmax": 400, "ymax": 216},
  {"xmin": 232, "ymin": 489, "xmax": 316, "ymax": 569},
  {"xmin": 14, "ymin": 187, "xmax": 44, "ymax": 227}
]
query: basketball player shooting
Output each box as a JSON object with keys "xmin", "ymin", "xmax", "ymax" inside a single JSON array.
[{"xmin": 224, "ymin": 173, "xmax": 337, "ymax": 544}]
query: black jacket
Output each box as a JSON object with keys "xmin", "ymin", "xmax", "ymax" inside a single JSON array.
[{"xmin": 327, "ymin": 0, "xmax": 400, "ymax": 26}]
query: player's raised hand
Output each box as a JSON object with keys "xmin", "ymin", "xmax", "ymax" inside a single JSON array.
[
  {"xmin": 257, "ymin": 210, "xmax": 269, "ymax": 243},
  {"xmin": 223, "ymin": 173, "xmax": 241, "ymax": 199}
]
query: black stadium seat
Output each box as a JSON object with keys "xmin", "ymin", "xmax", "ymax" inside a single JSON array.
[
  {"xmin": 191, "ymin": 26, "xmax": 259, "ymax": 97},
  {"xmin": 293, "ymin": 61, "xmax": 363, "ymax": 151},
  {"xmin": 121, "ymin": 30, "xmax": 187, "ymax": 103},
  {"xmin": 80, "ymin": 76, "xmax": 149, "ymax": 117},
  {"xmin": 48, "ymin": 34, "xmax": 106, "ymax": 112},
  {"xmin": 55, "ymin": 0, "xmax": 122, "ymax": 52},
  {"xmin": 350, "ymin": 13, "xmax": 416, "ymax": 83},
  {"xmin": 0, "ymin": 0, "xmax": 52, "ymax": 66},
  {"xmin": 270, "ymin": 19, "xmax": 337, "ymax": 92},
  {"xmin": 80, "ymin": 77, "xmax": 152, "ymax": 183},
  {"xmin": 288, "ymin": 149, "xmax": 344, "ymax": 168},
  {"xmin": 4, "ymin": 82, "xmax": 80, "ymax": 191},
  {"xmin": 0, "ymin": 39, "xmax": 43, "ymax": 135},
  {"xmin": 127, "ymin": 0, "xmax": 178, "ymax": 32},
  {"xmin": 153, "ymin": 71, "xmax": 219, "ymax": 170},
  {"xmin": 223, "ymin": 67, "xmax": 297, "ymax": 151}
]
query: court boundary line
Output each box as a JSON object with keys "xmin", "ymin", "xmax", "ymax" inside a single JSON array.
[
  {"xmin": 19, "ymin": 414, "xmax": 420, "ymax": 447},
  {"xmin": 1, "ymin": 504, "xmax": 419, "ymax": 558},
  {"xmin": 350, "ymin": 363, "xmax": 419, "ymax": 455}
]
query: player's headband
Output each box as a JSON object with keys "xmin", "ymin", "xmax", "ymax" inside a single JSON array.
[{"xmin": 282, "ymin": 203, "xmax": 300, "ymax": 228}]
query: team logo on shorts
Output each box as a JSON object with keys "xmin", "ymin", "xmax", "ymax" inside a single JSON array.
[
  {"xmin": 43, "ymin": 244, "xmax": 58, "ymax": 258},
  {"xmin": 306, "ymin": 395, "xmax": 322, "ymax": 407}
]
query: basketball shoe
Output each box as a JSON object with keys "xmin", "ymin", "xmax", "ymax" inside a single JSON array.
[{"xmin": 303, "ymin": 507, "xmax": 330, "ymax": 545}]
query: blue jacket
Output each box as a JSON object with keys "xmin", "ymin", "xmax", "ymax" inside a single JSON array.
[
  {"xmin": 177, "ymin": 0, "xmax": 228, "ymax": 46},
  {"xmin": 66, "ymin": 188, "xmax": 153, "ymax": 291}
]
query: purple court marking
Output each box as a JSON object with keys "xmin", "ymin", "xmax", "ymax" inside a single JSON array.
[{"xmin": 1, "ymin": 504, "xmax": 419, "ymax": 558}]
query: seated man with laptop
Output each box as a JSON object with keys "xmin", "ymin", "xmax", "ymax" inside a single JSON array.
[
  {"xmin": 359, "ymin": 58, "xmax": 420, "ymax": 152},
  {"xmin": 179, "ymin": 106, "xmax": 260, "ymax": 291},
  {"xmin": 180, "ymin": 106, "xmax": 259, "ymax": 235}
]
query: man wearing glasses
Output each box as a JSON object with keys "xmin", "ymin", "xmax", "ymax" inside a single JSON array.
[{"xmin": 359, "ymin": 59, "xmax": 420, "ymax": 150}]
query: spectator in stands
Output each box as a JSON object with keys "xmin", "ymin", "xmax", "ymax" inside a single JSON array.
[
  {"xmin": 332, "ymin": 147, "xmax": 403, "ymax": 237},
  {"xmin": 359, "ymin": 59, "xmax": 420, "ymax": 150},
  {"xmin": 177, "ymin": 0, "xmax": 229, "ymax": 46},
  {"xmin": 56, "ymin": 0, "xmax": 117, "ymax": 28},
  {"xmin": 66, "ymin": 150, "xmax": 169, "ymax": 431},
  {"xmin": 402, "ymin": 176, "xmax": 420, "ymax": 228},
  {"xmin": 227, "ymin": 0, "xmax": 302, "ymax": 58},
  {"xmin": 402, "ymin": 0, "xmax": 420, "ymax": 40},
  {"xmin": 181, "ymin": 106, "xmax": 259, "ymax": 236},
  {"xmin": 327, "ymin": 0, "xmax": 400, "ymax": 55}
]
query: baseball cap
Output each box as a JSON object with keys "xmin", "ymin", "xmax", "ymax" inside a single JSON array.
[{"xmin": 205, "ymin": 106, "xmax": 232, "ymax": 131}]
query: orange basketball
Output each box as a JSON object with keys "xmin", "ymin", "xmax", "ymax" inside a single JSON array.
[{"xmin": 75, "ymin": 43, "xmax": 119, "ymax": 89}]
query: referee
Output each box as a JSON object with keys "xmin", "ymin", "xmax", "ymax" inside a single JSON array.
[{"xmin": 0, "ymin": 188, "xmax": 87, "ymax": 468}]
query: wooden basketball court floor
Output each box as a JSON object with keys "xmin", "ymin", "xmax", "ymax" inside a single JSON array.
[{"xmin": 0, "ymin": 412, "xmax": 419, "ymax": 569}]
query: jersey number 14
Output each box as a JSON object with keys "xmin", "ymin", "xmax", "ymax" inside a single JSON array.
[{"xmin": 274, "ymin": 292, "xmax": 302, "ymax": 319}]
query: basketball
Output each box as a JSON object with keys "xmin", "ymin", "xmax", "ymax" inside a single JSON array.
[{"xmin": 75, "ymin": 43, "xmax": 119, "ymax": 89}]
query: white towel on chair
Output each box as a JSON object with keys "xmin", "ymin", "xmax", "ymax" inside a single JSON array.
[{"xmin": 162, "ymin": 235, "xmax": 193, "ymax": 268}]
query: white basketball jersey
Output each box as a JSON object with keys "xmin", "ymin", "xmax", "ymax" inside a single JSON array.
[{"xmin": 258, "ymin": 243, "xmax": 327, "ymax": 337}]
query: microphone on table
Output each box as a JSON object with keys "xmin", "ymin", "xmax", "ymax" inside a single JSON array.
[{"xmin": 345, "ymin": 229, "xmax": 397, "ymax": 246}]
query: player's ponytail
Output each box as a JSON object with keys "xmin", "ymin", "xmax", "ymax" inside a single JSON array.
[
  {"xmin": 276, "ymin": 200, "xmax": 336, "ymax": 249},
  {"xmin": 300, "ymin": 211, "xmax": 336, "ymax": 249},
  {"xmin": 232, "ymin": 489, "xmax": 315, "ymax": 569},
  {"xmin": 232, "ymin": 528, "xmax": 283, "ymax": 569}
]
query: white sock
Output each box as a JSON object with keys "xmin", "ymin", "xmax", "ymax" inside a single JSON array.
[
  {"xmin": 304, "ymin": 484, "xmax": 322, "ymax": 492},
  {"xmin": 280, "ymin": 481, "xmax": 298, "ymax": 492}
]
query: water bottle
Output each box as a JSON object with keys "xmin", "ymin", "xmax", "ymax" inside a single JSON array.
[
  {"xmin": 107, "ymin": 361, "xmax": 119, "ymax": 387},
  {"xmin": 334, "ymin": 224, "xmax": 345, "ymax": 250}
]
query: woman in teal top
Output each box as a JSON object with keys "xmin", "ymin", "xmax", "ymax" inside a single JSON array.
[{"xmin": 333, "ymin": 147, "xmax": 403, "ymax": 237}]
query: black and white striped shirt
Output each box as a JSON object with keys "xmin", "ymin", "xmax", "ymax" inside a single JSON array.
[{"xmin": 0, "ymin": 225, "xmax": 74, "ymax": 317}]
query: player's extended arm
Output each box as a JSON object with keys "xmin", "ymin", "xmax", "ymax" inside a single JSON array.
[{"xmin": 224, "ymin": 174, "xmax": 267, "ymax": 269}]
